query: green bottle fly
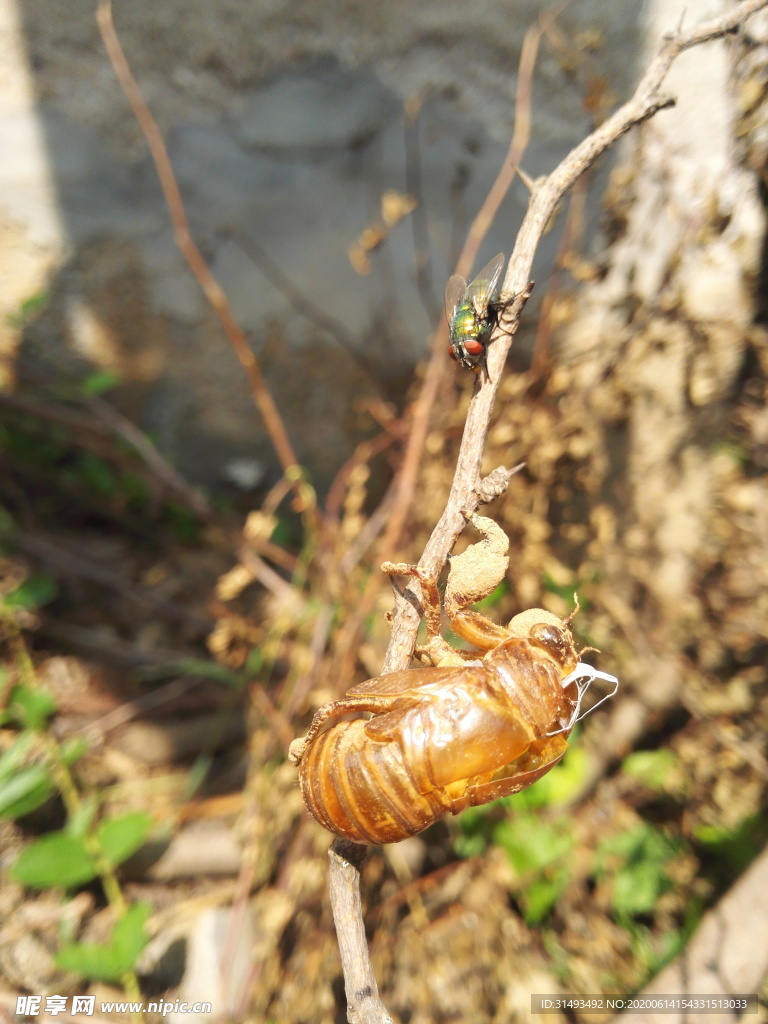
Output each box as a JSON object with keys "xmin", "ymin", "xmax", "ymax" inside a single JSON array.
[{"xmin": 445, "ymin": 253, "xmax": 505, "ymax": 371}]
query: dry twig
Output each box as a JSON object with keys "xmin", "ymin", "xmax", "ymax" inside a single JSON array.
[
  {"xmin": 96, "ymin": 0, "xmax": 301, "ymax": 483},
  {"xmin": 330, "ymin": 0, "xmax": 553, "ymax": 695},
  {"xmin": 384, "ymin": 0, "xmax": 768, "ymax": 674},
  {"xmin": 328, "ymin": 3, "xmax": 768, "ymax": 1022}
]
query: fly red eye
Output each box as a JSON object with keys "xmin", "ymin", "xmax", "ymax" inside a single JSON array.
[
  {"xmin": 448, "ymin": 346, "xmax": 458, "ymax": 360},
  {"xmin": 464, "ymin": 339, "xmax": 484, "ymax": 355}
]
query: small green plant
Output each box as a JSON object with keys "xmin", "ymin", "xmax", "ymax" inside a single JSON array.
[
  {"xmin": 81, "ymin": 369, "xmax": 122, "ymax": 396},
  {"xmin": 0, "ymin": 394, "xmax": 202, "ymax": 544},
  {"xmin": 455, "ymin": 743, "xmax": 589, "ymax": 923},
  {"xmin": 56, "ymin": 902, "xmax": 153, "ymax": 984},
  {"xmin": 495, "ymin": 813, "xmax": 574, "ymax": 923},
  {"xmin": 0, "ymin": 607, "xmax": 153, "ymax": 1013},
  {"xmin": 694, "ymin": 814, "xmax": 766, "ymax": 877},
  {"xmin": 593, "ymin": 822, "xmax": 683, "ymax": 921},
  {"xmin": 621, "ymin": 749, "xmax": 679, "ymax": 792},
  {"xmin": 1, "ymin": 574, "xmax": 59, "ymax": 615}
]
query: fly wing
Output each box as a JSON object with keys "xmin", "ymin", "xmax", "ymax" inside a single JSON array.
[
  {"xmin": 465, "ymin": 252, "xmax": 504, "ymax": 317},
  {"xmin": 445, "ymin": 274, "xmax": 467, "ymax": 323}
]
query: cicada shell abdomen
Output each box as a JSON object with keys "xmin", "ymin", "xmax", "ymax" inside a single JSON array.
[{"xmin": 299, "ymin": 714, "xmax": 459, "ymax": 845}]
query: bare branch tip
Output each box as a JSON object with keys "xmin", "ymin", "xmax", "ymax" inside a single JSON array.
[{"xmin": 515, "ymin": 166, "xmax": 536, "ymax": 193}]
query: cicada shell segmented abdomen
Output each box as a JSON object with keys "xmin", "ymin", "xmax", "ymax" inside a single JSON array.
[{"xmin": 299, "ymin": 716, "xmax": 459, "ymax": 845}]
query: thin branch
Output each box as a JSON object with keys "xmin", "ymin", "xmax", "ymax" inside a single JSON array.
[
  {"xmin": 384, "ymin": 0, "xmax": 768, "ymax": 677},
  {"xmin": 329, "ymin": 839, "xmax": 393, "ymax": 1024},
  {"xmin": 230, "ymin": 231, "xmax": 383, "ymax": 385},
  {"xmin": 387, "ymin": 0, "xmax": 552, "ymax": 545},
  {"xmin": 329, "ymin": 0, "xmax": 553, "ymax": 691},
  {"xmin": 86, "ymin": 395, "xmax": 213, "ymax": 519},
  {"xmin": 456, "ymin": 0, "xmax": 573, "ymax": 282},
  {"xmin": 404, "ymin": 94, "xmax": 441, "ymax": 324},
  {"xmin": 530, "ymin": 170, "xmax": 590, "ymax": 377},
  {"xmin": 96, "ymin": 0, "xmax": 301, "ymax": 481},
  {"xmin": 328, "ymin": 3, "xmax": 768, "ymax": 1022}
]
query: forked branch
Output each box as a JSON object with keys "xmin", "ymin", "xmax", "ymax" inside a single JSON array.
[
  {"xmin": 331, "ymin": 3, "xmax": 768, "ymax": 1023},
  {"xmin": 384, "ymin": 0, "xmax": 768, "ymax": 679}
]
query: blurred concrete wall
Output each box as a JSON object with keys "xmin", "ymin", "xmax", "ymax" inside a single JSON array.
[{"xmin": 0, "ymin": 0, "xmax": 642, "ymax": 491}]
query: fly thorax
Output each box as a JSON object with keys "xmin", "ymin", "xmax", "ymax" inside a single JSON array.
[{"xmin": 451, "ymin": 303, "xmax": 480, "ymax": 340}]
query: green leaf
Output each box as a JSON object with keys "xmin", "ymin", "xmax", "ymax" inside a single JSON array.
[
  {"xmin": 269, "ymin": 516, "xmax": 295, "ymax": 550},
  {"xmin": 520, "ymin": 868, "xmax": 569, "ymax": 925},
  {"xmin": 0, "ymin": 504, "xmax": 16, "ymax": 536},
  {"xmin": 6, "ymin": 290, "xmax": 49, "ymax": 328},
  {"xmin": 11, "ymin": 833, "xmax": 97, "ymax": 888},
  {"xmin": 596, "ymin": 823, "xmax": 680, "ymax": 871},
  {"xmin": 453, "ymin": 831, "xmax": 488, "ymax": 859},
  {"xmin": 2, "ymin": 575, "xmax": 58, "ymax": 612},
  {"xmin": 622, "ymin": 750, "xmax": 678, "ymax": 790},
  {"xmin": 164, "ymin": 503, "xmax": 201, "ymax": 543},
  {"xmin": 111, "ymin": 902, "xmax": 152, "ymax": 967},
  {"xmin": 541, "ymin": 572, "xmax": 585, "ymax": 607},
  {"xmin": 244, "ymin": 647, "xmax": 264, "ymax": 676},
  {"xmin": 56, "ymin": 902, "xmax": 151, "ymax": 982},
  {"xmin": 694, "ymin": 815, "xmax": 765, "ymax": 874},
  {"xmin": 594, "ymin": 823, "xmax": 684, "ymax": 921},
  {"xmin": 56, "ymin": 942, "xmax": 123, "ymax": 983},
  {"xmin": 137, "ymin": 659, "xmax": 242, "ymax": 687},
  {"xmin": 612, "ymin": 860, "xmax": 669, "ymax": 918},
  {"xmin": 0, "ymin": 735, "xmax": 86, "ymax": 819},
  {"xmin": 77, "ymin": 453, "xmax": 117, "ymax": 495},
  {"xmin": 81, "ymin": 370, "xmax": 121, "ymax": 396},
  {"xmin": 185, "ymin": 754, "xmax": 212, "ymax": 799},
  {"xmin": 96, "ymin": 811, "xmax": 153, "ymax": 866},
  {"xmin": 510, "ymin": 745, "xmax": 589, "ymax": 810},
  {"xmin": 4, "ymin": 684, "xmax": 58, "ymax": 730},
  {"xmin": 0, "ymin": 764, "xmax": 55, "ymax": 819},
  {"xmin": 0, "ymin": 733, "xmax": 36, "ymax": 779},
  {"xmin": 67, "ymin": 794, "xmax": 98, "ymax": 839},
  {"xmin": 61, "ymin": 736, "xmax": 89, "ymax": 766},
  {"xmin": 494, "ymin": 815, "xmax": 573, "ymax": 875},
  {"xmin": 454, "ymin": 803, "xmax": 497, "ymax": 859}
]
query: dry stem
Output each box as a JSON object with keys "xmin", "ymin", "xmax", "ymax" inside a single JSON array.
[
  {"xmin": 96, "ymin": 0, "xmax": 301, "ymax": 482},
  {"xmin": 329, "ymin": 3, "xmax": 768, "ymax": 1022},
  {"xmin": 329, "ymin": 839, "xmax": 394, "ymax": 1024},
  {"xmin": 330, "ymin": 0, "xmax": 551, "ymax": 690},
  {"xmin": 384, "ymin": 0, "xmax": 768, "ymax": 676}
]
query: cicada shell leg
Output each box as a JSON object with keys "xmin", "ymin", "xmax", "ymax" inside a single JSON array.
[
  {"xmin": 381, "ymin": 561, "xmax": 442, "ymax": 640},
  {"xmin": 450, "ymin": 609, "xmax": 512, "ymax": 650},
  {"xmin": 300, "ymin": 693, "xmax": 406, "ymax": 750}
]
